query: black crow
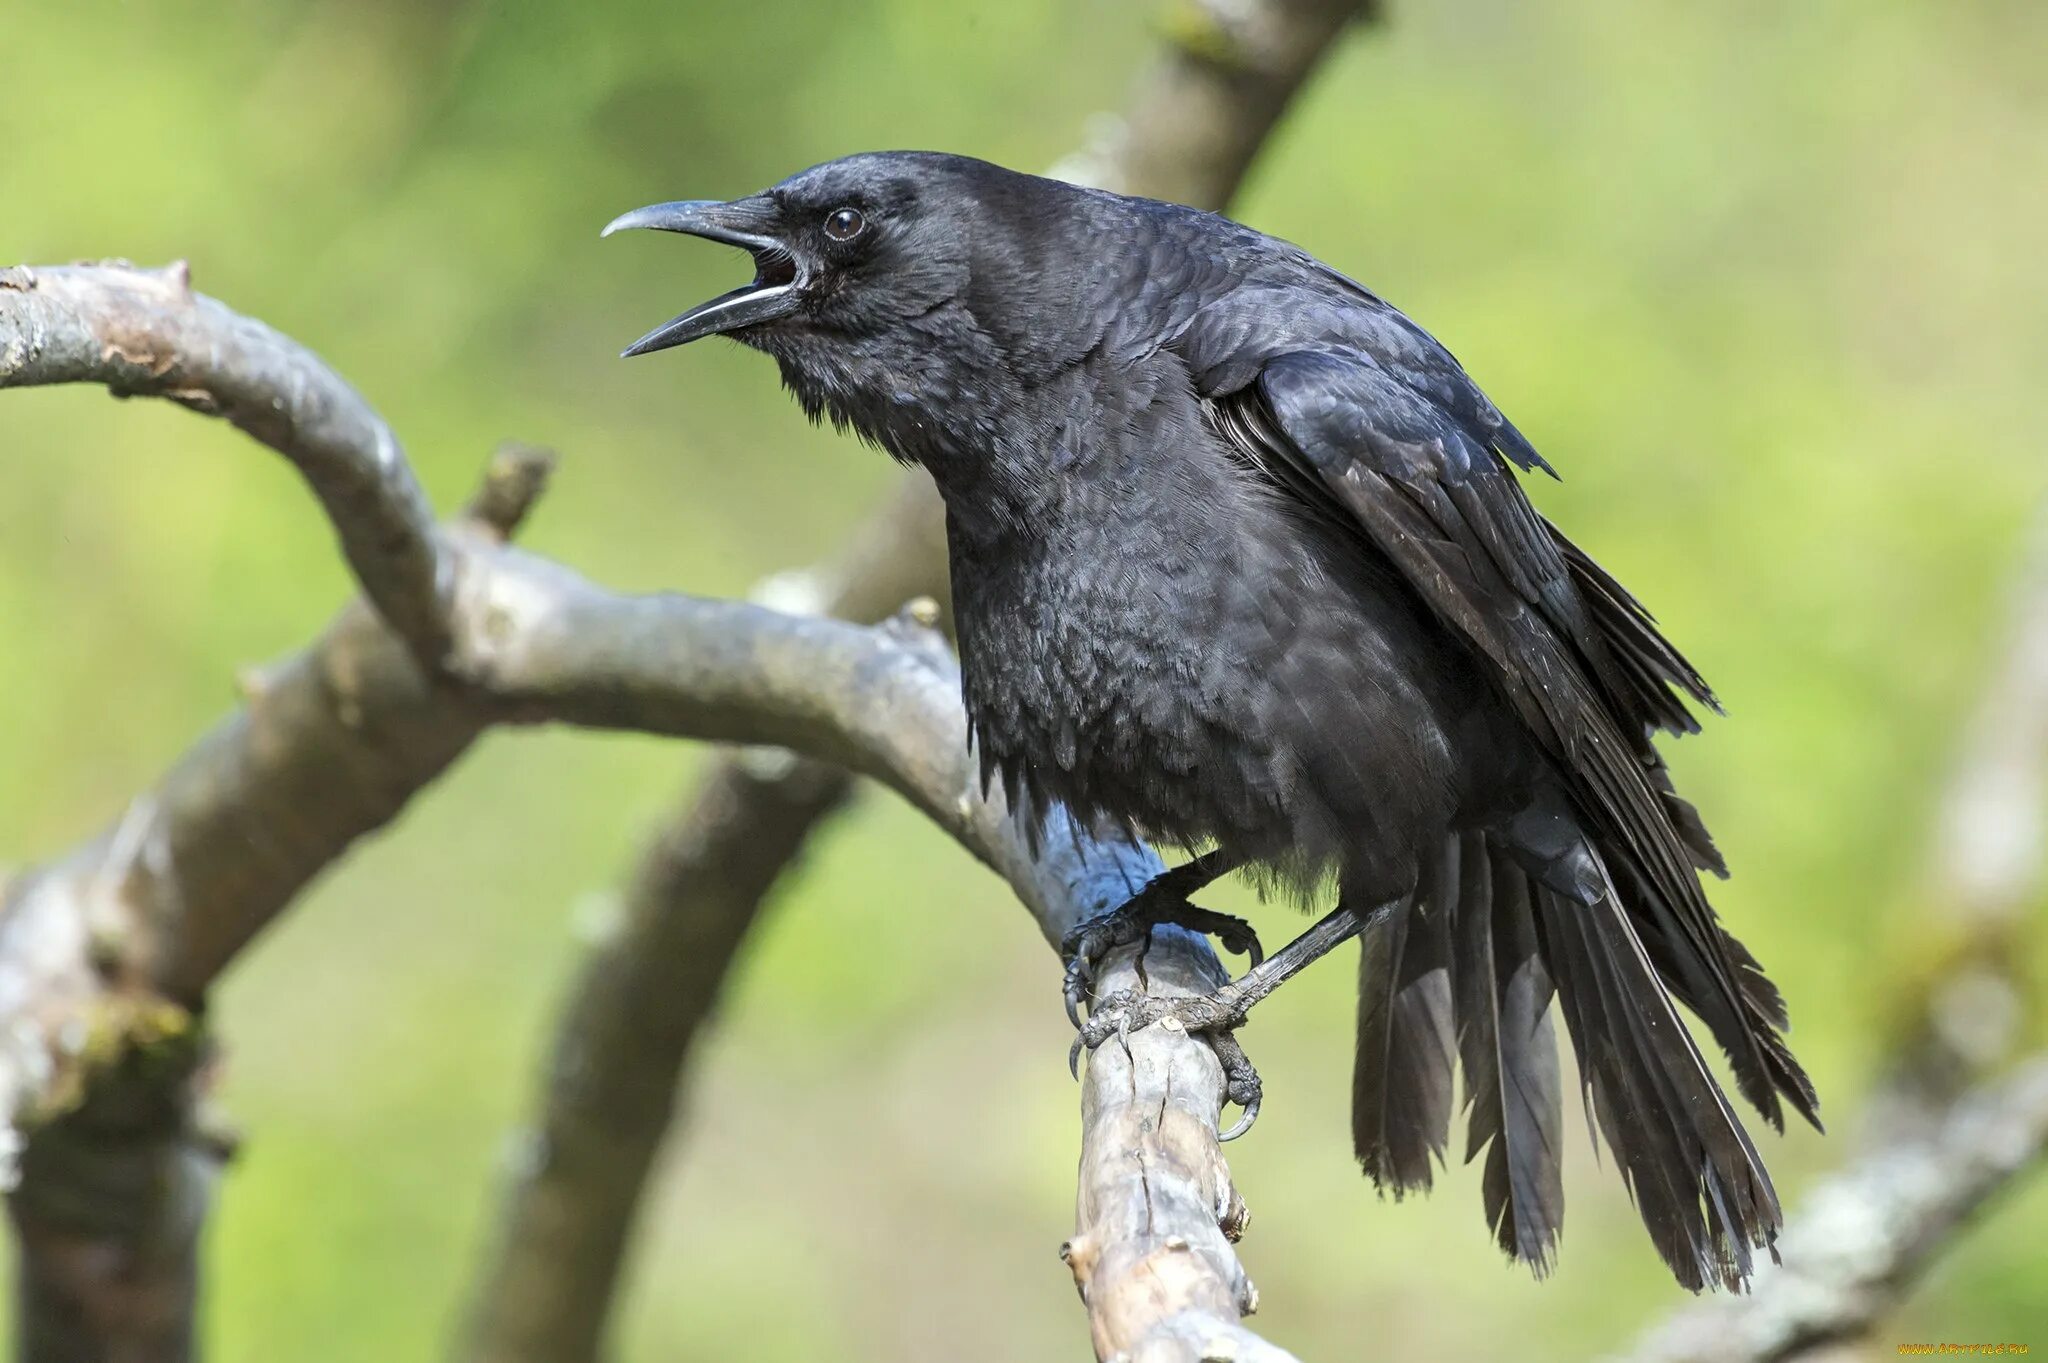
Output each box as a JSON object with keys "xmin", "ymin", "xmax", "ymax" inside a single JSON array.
[{"xmin": 605, "ymin": 151, "xmax": 1819, "ymax": 1290}]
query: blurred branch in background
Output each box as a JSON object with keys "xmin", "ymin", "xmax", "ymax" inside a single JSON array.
[
  {"xmin": 451, "ymin": 754, "xmax": 852, "ymax": 1363},
  {"xmin": 1053, "ymin": 0, "xmax": 1379, "ymax": 206},
  {"xmin": 1616, "ymin": 1060, "xmax": 2048, "ymax": 1363},
  {"xmin": 1875, "ymin": 501, "xmax": 2048, "ymax": 1129},
  {"xmin": 459, "ymin": 3, "xmax": 1382, "ymax": 1361}
]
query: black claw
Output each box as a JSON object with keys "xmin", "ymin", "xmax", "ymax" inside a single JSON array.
[
  {"xmin": 1210, "ymin": 1030, "xmax": 1264, "ymax": 1141},
  {"xmin": 1063, "ymin": 956, "xmax": 1093, "ymax": 1030},
  {"xmin": 1068, "ymin": 1033, "xmax": 1086, "ymax": 1079},
  {"xmin": 1059, "ymin": 918, "xmax": 1127, "ymax": 1031},
  {"xmin": 1220, "ymin": 1092, "xmax": 1261, "ymax": 1142}
]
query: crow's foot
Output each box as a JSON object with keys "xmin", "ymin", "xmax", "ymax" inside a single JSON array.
[
  {"xmin": 1060, "ymin": 890, "xmax": 1261, "ymax": 1029},
  {"xmin": 1066, "ymin": 987, "xmax": 1264, "ymax": 1140},
  {"xmin": 1064, "ymin": 903, "xmax": 1371, "ymax": 1144}
]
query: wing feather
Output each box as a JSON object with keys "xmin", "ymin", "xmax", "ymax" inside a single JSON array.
[{"xmin": 1206, "ymin": 347, "xmax": 1815, "ymax": 1131}]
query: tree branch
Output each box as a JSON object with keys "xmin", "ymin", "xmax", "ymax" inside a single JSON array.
[
  {"xmin": 1064, "ymin": 936, "xmax": 1303, "ymax": 1363},
  {"xmin": 0, "ymin": 263, "xmax": 455, "ymax": 666}
]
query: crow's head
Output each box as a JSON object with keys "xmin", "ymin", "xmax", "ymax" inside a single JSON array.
[
  {"xmin": 607, "ymin": 152, "xmax": 1183, "ymax": 508},
  {"xmin": 604, "ymin": 151, "xmax": 1044, "ymax": 361}
]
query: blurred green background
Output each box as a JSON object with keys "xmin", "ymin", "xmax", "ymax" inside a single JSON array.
[{"xmin": 5, "ymin": 0, "xmax": 2046, "ymax": 1358}]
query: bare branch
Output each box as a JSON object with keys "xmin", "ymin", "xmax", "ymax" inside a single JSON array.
[
  {"xmin": 0, "ymin": 262, "xmax": 455, "ymax": 664},
  {"xmin": 1614, "ymin": 1058, "xmax": 2048, "ymax": 1363},
  {"xmin": 464, "ymin": 442, "xmax": 559, "ymax": 540},
  {"xmin": 1065, "ymin": 937, "xmax": 1302, "ymax": 1363}
]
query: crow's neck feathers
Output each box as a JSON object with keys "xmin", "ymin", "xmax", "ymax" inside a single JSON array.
[{"xmin": 754, "ymin": 200, "xmax": 1242, "ymax": 546}]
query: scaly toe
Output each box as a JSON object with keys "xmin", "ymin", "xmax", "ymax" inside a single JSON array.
[
  {"xmin": 1210, "ymin": 1031, "xmax": 1264, "ymax": 1141},
  {"xmin": 1067, "ymin": 988, "xmax": 1158, "ymax": 1077}
]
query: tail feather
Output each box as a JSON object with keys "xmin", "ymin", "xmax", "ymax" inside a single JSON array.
[
  {"xmin": 1541, "ymin": 902, "xmax": 1715, "ymax": 1283},
  {"xmin": 1448, "ymin": 836, "xmax": 1566, "ymax": 1273},
  {"xmin": 1532, "ymin": 873, "xmax": 1782, "ymax": 1291},
  {"xmin": 1339, "ymin": 518, "xmax": 1811, "ymax": 1290},
  {"xmin": 1354, "ymin": 833, "xmax": 1794, "ymax": 1291},
  {"xmin": 1609, "ymin": 856, "xmax": 1822, "ymax": 1133},
  {"xmin": 1352, "ymin": 850, "xmax": 1458, "ymax": 1192}
]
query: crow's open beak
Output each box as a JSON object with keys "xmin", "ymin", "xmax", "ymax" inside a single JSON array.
[{"xmin": 603, "ymin": 197, "xmax": 802, "ymax": 356}]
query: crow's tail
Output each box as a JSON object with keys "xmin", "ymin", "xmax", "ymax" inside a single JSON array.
[{"xmin": 1351, "ymin": 832, "xmax": 1791, "ymax": 1291}]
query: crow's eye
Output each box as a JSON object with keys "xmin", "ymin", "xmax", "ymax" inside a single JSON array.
[{"xmin": 823, "ymin": 207, "xmax": 865, "ymax": 242}]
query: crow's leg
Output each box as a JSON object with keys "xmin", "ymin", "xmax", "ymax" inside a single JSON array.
[
  {"xmin": 1060, "ymin": 847, "xmax": 1260, "ymax": 1028},
  {"xmin": 1070, "ymin": 901, "xmax": 1381, "ymax": 1139}
]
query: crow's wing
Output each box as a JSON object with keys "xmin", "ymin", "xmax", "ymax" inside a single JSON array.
[
  {"xmin": 1200, "ymin": 339, "xmax": 1819, "ymax": 1288},
  {"xmin": 1201, "ymin": 344, "xmax": 1817, "ymax": 1133}
]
